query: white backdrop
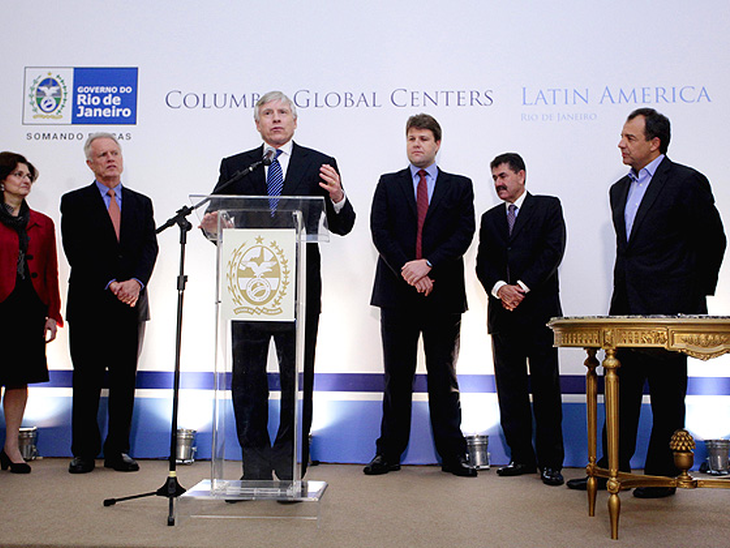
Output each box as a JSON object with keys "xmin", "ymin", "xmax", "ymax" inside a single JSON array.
[{"xmin": 3, "ymin": 1, "xmax": 730, "ymax": 460}]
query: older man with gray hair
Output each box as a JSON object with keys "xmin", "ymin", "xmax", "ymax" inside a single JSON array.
[
  {"xmin": 202, "ymin": 91, "xmax": 356, "ymax": 480},
  {"xmin": 61, "ymin": 132, "xmax": 158, "ymax": 474}
]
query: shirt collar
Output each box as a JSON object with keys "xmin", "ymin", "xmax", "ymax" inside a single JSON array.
[
  {"xmin": 505, "ymin": 189, "xmax": 527, "ymax": 211},
  {"xmin": 629, "ymin": 154, "xmax": 664, "ymax": 183},
  {"xmin": 95, "ymin": 180, "xmax": 122, "ymax": 196},
  {"xmin": 409, "ymin": 163, "xmax": 438, "ymax": 181},
  {"xmin": 266, "ymin": 140, "xmax": 293, "ymax": 158}
]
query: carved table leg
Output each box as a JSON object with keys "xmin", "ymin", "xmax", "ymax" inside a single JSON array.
[
  {"xmin": 603, "ymin": 348, "xmax": 621, "ymax": 540},
  {"xmin": 584, "ymin": 348, "xmax": 599, "ymax": 517},
  {"xmin": 607, "ymin": 485, "xmax": 621, "ymax": 541}
]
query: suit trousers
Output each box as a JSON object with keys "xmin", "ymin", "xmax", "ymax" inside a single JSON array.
[
  {"xmin": 598, "ymin": 348, "xmax": 687, "ymax": 477},
  {"xmin": 375, "ymin": 307, "xmax": 467, "ymax": 463},
  {"xmin": 492, "ymin": 324, "xmax": 564, "ymax": 469},
  {"xmin": 231, "ymin": 311, "xmax": 318, "ymax": 480},
  {"xmin": 69, "ymin": 317, "xmax": 141, "ymax": 459}
]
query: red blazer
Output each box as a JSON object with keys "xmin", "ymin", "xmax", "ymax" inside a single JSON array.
[{"xmin": 0, "ymin": 208, "xmax": 63, "ymax": 325}]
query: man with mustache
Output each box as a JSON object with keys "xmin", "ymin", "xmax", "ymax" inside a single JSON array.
[{"xmin": 476, "ymin": 152, "xmax": 566, "ymax": 486}]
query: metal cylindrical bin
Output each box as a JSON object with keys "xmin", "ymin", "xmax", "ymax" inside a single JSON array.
[
  {"xmin": 18, "ymin": 426, "xmax": 38, "ymax": 461},
  {"xmin": 705, "ymin": 439, "xmax": 730, "ymax": 475},
  {"xmin": 176, "ymin": 428, "xmax": 197, "ymax": 464},
  {"xmin": 465, "ymin": 434, "xmax": 490, "ymax": 469}
]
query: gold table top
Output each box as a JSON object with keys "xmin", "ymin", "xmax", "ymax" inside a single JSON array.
[
  {"xmin": 547, "ymin": 315, "xmax": 730, "ymax": 539},
  {"xmin": 548, "ymin": 315, "xmax": 730, "ymax": 360}
]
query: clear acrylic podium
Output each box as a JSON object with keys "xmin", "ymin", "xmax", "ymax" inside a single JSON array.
[{"xmin": 180, "ymin": 195, "xmax": 329, "ymax": 520}]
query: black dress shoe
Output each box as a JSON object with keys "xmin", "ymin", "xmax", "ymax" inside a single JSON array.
[
  {"xmin": 566, "ymin": 476, "xmax": 607, "ymax": 490},
  {"xmin": 541, "ymin": 468, "xmax": 564, "ymax": 486},
  {"xmin": 633, "ymin": 486, "xmax": 676, "ymax": 499},
  {"xmin": 363, "ymin": 455, "xmax": 400, "ymax": 475},
  {"xmin": 0, "ymin": 450, "xmax": 31, "ymax": 474},
  {"xmin": 442, "ymin": 456, "xmax": 477, "ymax": 477},
  {"xmin": 496, "ymin": 462, "xmax": 536, "ymax": 477},
  {"xmin": 104, "ymin": 453, "xmax": 139, "ymax": 472},
  {"xmin": 69, "ymin": 457, "xmax": 95, "ymax": 474}
]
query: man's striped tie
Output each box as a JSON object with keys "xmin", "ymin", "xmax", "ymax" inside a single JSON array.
[{"xmin": 266, "ymin": 149, "xmax": 284, "ymax": 215}]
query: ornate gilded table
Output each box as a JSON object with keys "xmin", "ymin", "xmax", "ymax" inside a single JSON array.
[{"xmin": 548, "ymin": 316, "xmax": 730, "ymax": 540}]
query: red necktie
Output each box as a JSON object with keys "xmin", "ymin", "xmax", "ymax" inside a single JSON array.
[
  {"xmin": 416, "ymin": 169, "xmax": 429, "ymax": 259},
  {"xmin": 107, "ymin": 189, "xmax": 121, "ymax": 240}
]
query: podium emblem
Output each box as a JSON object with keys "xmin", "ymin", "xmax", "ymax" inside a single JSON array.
[{"xmin": 222, "ymin": 231, "xmax": 295, "ymax": 321}]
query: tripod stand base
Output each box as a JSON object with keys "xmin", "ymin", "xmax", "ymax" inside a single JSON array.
[
  {"xmin": 156, "ymin": 474, "xmax": 187, "ymax": 498},
  {"xmin": 103, "ymin": 473, "xmax": 187, "ymax": 525}
]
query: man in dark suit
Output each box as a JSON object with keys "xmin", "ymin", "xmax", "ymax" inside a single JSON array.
[
  {"xmin": 364, "ymin": 113, "xmax": 476, "ymax": 477},
  {"xmin": 61, "ymin": 133, "xmax": 158, "ymax": 474},
  {"xmin": 475, "ymin": 153, "xmax": 566, "ymax": 486},
  {"xmin": 567, "ymin": 108, "xmax": 726, "ymax": 498},
  {"xmin": 201, "ymin": 91, "xmax": 355, "ymax": 480}
]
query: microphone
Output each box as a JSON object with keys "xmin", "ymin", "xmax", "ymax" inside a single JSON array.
[
  {"xmin": 214, "ymin": 149, "xmax": 273, "ymax": 195},
  {"xmin": 263, "ymin": 147, "xmax": 276, "ymax": 166}
]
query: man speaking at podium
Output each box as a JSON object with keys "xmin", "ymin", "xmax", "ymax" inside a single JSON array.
[{"xmin": 201, "ymin": 91, "xmax": 355, "ymax": 480}]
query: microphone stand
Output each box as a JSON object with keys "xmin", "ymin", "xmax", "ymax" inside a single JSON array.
[{"xmin": 102, "ymin": 154, "xmax": 270, "ymax": 525}]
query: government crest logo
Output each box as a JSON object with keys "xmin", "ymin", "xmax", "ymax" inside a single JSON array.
[
  {"xmin": 27, "ymin": 71, "xmax": 69, "ymax": 120},
  {"xmin": 226, "ymin": 234, "xmax": 292, "ymax": 319}
]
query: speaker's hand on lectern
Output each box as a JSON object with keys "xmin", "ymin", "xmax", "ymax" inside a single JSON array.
[{"xmin": 199, "ymin": 211, "xmax": 234, "ymax": 235}]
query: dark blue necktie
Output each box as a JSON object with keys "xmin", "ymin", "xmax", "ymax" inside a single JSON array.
[{"xmin": 266, "ymin": 149, "xmax": 284, "ymax": 214}]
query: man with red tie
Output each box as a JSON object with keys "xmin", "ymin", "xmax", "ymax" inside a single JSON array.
[
  {"xmin": 365, "ymin": 114, "xmax": 477, "ymax": 477},
  {"xmin": 61, "ymin": 133, "xmax": 158, "ymax": 474}
]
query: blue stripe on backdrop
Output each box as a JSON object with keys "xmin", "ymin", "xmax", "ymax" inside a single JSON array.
[
  {"xmin": 22, "ymin": 370, "xmax": 727, "ymax": 469},
  {"xmin": 13, "ymin": 396, "xmax": 664, "ymax": 469},
  {"xmin": 45, "ymin": 370, "xmax": 730, "ymax": 396}
]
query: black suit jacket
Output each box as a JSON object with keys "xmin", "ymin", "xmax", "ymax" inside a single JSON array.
[
  {"xmin": 476, "ymin": 193, "xmax": 566, "ymax": 334},
  {"xmin": 213, "ymin": 142, "xmax": 356, "ymax": 313},
  {"xmin": 370, "ymin": 167, "xmax": 475, "ymax": 313},
  {"xmin": 609, "ymin": 156, "xmax": 725, "ymax": 315},
  {"xmin": 61, "ymin": 182, "xmax": 158, "ymax": 323}
]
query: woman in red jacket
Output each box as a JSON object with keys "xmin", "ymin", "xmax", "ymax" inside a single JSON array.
[{"xmin": 0, "ymin": 152, "xmax": 63, "ymax": 473}]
